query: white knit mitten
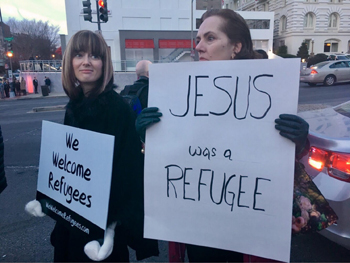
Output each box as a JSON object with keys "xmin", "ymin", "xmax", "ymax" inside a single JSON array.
[
  {"xmin": 84, "ymin": 222, "xmax": 117, "ymax": 261},
  {"xmin": 25, "ymin": 199, "xmax": 46, "ymax": 217}
]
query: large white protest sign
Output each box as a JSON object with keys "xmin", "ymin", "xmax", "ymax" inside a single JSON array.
[
  {"xmin": 37, "ymin": 121, "xmax": 114, "ymax": 235},
  {"xmin": 144, "ymin": 58, "xmax": 301, "ymax": 262}
]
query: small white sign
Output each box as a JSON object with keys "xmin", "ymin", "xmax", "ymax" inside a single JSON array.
[
  {"xmin": 144, "ymin": 59, "xmax": 301, "ymax": 262},
  {"xmin": 37, "ymin": 121, "xmax": 114, "ymax": 230}
]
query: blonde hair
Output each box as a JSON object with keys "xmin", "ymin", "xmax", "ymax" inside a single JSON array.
[{"xmin": 62, "ymin": 30, "xmax": 114, "ymax": 99}]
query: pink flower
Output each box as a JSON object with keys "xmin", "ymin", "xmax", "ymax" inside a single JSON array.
[{"xmin": 299, "ymin": 196, "xmax": 312, "ymax": 211}]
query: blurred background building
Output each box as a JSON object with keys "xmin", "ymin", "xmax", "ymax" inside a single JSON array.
[
  {"xmin": 64, "ymin": 0, "xmax": 274, "ymax": 70},
  {"xmin": 224, "ymin": 0, "xmax": 350, "ymax": 56}
]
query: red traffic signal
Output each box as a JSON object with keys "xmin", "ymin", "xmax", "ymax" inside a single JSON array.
[
  {"xmin": 98, "ymin": 0, "xmax": 108, "ymax": 22},
  {"xmin": 98, "ymin": 0, "xmax": 105, "ymax": 8}
]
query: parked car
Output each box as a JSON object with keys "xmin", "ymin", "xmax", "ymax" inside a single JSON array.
[
  {"xmin": 327, "ymin": 53, "xmax": 350, "ymax": 61},
  {"xmin": 298, "ymin": 101, "xmax": 350, "ymax": 250},
  {"xmin": 300, "ymin": 60, "xmax": 350, "ymax": 86}
]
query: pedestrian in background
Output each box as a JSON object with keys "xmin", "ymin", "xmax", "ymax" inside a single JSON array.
[
  {"xmin": 0, "ymin": 79, "xmax": 5, "ymax": 99},
  {"xmin": 121, "ymin": 60, "xmax": 152, "ymax": 110},
  {"xmin": 0, "ymin": 125, "xmax": 7, "ymax": 194},
  {"xmin": 15, "ymin": 79, "xmax": 21, "ymax": 96},
  {"xmin": 20, "ymin": 77, "xmax": 27, "ymax": 95},
  {"xmin": 44, "ymin": 76, "xmax": 51, "ymax": 93},
  {"xmin": 33, "ymin": 77, "xmax": 38, "ymax": 94},
  {"xmin": 4, "ymin": 79, "xmax": 10, "ymax": 98}
]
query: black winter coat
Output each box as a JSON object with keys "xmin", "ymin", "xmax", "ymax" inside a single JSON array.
[
  {"xmin": 0, "ymin": 125, "xmax": 6, "ymax": 194},
  {"xmin": 50, "ymin": 85, "xmax": 158, "ymax": 262},
  {"xmin": 121, "ymin": 76, "xmax": 149, "ymax": 109}
]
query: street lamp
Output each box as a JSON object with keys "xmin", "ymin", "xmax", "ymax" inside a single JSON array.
[
  {"xmin": 310, "ymin": 39, "xmax": 314, "ymax": 57},
  {"xmin": 6, "ymin": 51, "xmax": 13, "ymax": 72}
]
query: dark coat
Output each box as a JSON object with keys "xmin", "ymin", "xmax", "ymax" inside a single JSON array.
[
  {"xmin": 45, "ymin": 78, "xmax": 51, "ymax": 86},
  {"xmin": 121, "ymin": 76, "xmax": 149, "ymax": 109},
  {"xmin": 0, "ymin": 125, "xmax": 7, "ymax": 194},
  {"xmin": 50, "ymin": 85, "xmax": 158, "ymax": 262}
]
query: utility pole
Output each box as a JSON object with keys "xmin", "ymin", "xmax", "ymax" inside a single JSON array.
[
  {"xmin": 96, "ymin": 0, "xmax": 101, "ymax": 31},
  {"xmin": 191, "ymin": 0, "xmax": 195, "ymax": 60}
]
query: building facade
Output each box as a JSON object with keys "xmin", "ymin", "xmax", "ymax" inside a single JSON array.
[
  {"xmin": 64, "ymin": 0, "xmax": 274, "ymax": 70},
  {"xmin": 224, "ymin": 0, "xmax": 350, "ymax": 56}
]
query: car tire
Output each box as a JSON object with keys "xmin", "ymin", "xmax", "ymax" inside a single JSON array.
[
  {"xmin": 324, "ymin": 75, "xmax": 336, "ymax": 86},
  {"xmin": 308, "ymin": 83, "xmax": 317, "ymax": 87}
]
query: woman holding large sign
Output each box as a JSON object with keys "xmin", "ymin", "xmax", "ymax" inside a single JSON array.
[
  {"xmin": 136, "ymin": 9, "xmax": 309, "ymax": 263},
  {"xmin": 27, "ymin": 30, "xmax": 158, "ymax": 262}
]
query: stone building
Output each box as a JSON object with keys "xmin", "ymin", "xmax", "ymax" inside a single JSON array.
[{"xmin": 224, "ymin": 0, "xmax": 350, "ymax": 56}]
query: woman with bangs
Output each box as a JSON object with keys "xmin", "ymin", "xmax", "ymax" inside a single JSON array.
[{"xmin": 50, "ymin": 30, "xmax": 158, "ymax": 262}]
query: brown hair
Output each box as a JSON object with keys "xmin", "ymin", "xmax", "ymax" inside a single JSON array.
[
  {"xmin": 199, "ymin": 9, "xmax": 261, "ymax": 60},
  {"xmin": 62, "ymin": 30, "xmax": 114, "ymax": 100}
]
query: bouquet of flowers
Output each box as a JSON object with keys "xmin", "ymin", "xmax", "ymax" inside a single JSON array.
[{"xmin": 292, "ymin": 162, "xmax": 338, "ymax": 234}]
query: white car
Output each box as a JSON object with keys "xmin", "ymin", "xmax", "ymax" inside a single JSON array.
[{"xmin": 298, "ymin": 101, "xmax": 350, "ymax": 250}]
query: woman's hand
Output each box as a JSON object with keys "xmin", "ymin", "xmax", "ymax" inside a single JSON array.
[
  {"xmin": 135, "ymin": 107, "xmax": 162, "ymax": 142},
  {"xmin": 25, "ymin": 199, "xmax": 46, "ymax": 217},
  {"xmin": 84, "ymin": 222, "xmax": 117, "ymax": 261},
  {"xmin": 275, "ymin": 114, "xmax": 309, "ymax": 154}
]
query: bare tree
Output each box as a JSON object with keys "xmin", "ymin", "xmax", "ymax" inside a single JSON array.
[{"xmin": 6, "ymin": 17, "xmax": 60, "ymax": 69}]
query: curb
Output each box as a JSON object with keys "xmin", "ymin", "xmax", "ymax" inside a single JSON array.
[{"xmin": 0, "ymin": 93, "xmax": 67, "ymax": 102}]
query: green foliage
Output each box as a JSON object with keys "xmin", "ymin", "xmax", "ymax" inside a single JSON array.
[
  {"xmin": 307, "ymin": 53, "xmax": 328, "ymax": 67},
  {"xmin": 297, "ymin": 42, "xmax": 309, "ymax": 59},
  {"xmin": 279, "ymin": 54, "xmax": 298, "ymax": 58},
  {"xmin": 277, "ymin": 45, "xmax": 288, "ymax": 56}
]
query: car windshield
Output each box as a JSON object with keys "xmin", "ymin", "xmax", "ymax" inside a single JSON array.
[{"xmin": 334, "ymin": 101, "xmax": 350, "ymax": 118}]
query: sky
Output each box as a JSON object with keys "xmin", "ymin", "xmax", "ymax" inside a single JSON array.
[{"xmin": 0, "ymin": 0, "xmax": 67, "ymax": 34}]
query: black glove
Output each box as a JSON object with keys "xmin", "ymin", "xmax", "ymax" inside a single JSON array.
[
  {"xmin": 275, "ymin": 114, "xmax": 309, "ymax": 154},
  {"xmin": 135, "ymin": 107, "xmax": 162, "ymax": 142}
]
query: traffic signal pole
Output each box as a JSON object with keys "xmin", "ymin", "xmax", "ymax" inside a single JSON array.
[{"xmin": 95, "ymin": 0, "xmax": 101, "ymax": 31}]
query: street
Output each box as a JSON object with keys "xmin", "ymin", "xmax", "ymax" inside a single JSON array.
[{"xmin": 1, "ymin": 81, "xmax": 350, "ymax": 262}]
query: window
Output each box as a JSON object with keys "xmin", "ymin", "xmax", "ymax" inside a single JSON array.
[
  {"xmin": 264, "ymin": 3, "xmax": 269, "ymax": 11},
  {"xmin": 329, "ymin": 61, "xmax": 347, "ymax": 69},
  {"xmin": 306, "ymin": 0, "xmax": 317, "ymax": 2},
  {"xmin": 330, "ymin": 0, "xmax": 341, "ymax": 3},
  {"xmin": 324, "ymin": 40, "xmax": 339, "ymax": 52},
  {"xmin": 252, "ymin": 40, "xmax": 268, "ymax": 51},
  {"xmin": 245, "ymin": 19, "xmax": 270, "ymax": 29},
  {"xmin": 304, "ymin": 13, "xmax": 315, "ymax": 28},
  {"xmin": 280, "ymin": 16, "xmax": 287, "ymax": 32},
  {"xmin": 328, "ymin": 13, "xmax": 338, "ymax": 28}
]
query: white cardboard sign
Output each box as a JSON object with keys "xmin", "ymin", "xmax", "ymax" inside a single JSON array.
[
  {"xmin": 37, "ymin": 121, "xmax": 114, "ymax": 232},
  {"xmin": 144, "ymin": 59, "xmax": 301, "ymax": 262}
]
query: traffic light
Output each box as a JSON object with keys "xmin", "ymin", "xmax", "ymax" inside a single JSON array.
[
  {"xmin": 6, "ymin": 41, "xmax": 12, "ymax": 52},
  {"xmin": 6, "ymin": 51, "xmax": 13, "ymax": 58},
  {"xmin": 98, "ymin": 0, "xmax": 108, "ymax": 23},
  {"xmin": 82, "ymin": 0, "xmax": 92, "ymax": 22}
]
